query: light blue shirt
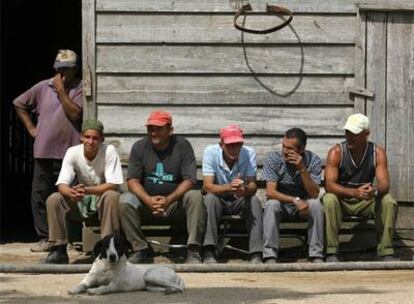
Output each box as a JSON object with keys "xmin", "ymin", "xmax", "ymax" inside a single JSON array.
[{"xmin": 202, "ymin": 144, "xmax": 257, "ymax": 185}]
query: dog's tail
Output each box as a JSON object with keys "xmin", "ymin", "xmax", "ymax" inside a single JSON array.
[
  {"xmin": 162, "ymin": 278, "xmax": 185, "ymax": 295},
  {"xmin": 170, "ymin": 275, "xmax": 185, "ymax": 294}
]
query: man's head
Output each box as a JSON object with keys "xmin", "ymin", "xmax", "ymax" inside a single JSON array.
[
  {"xmin": 53, "ymin": 49, "xmax": 79, "ymax": 85},
  {"xmin": 343, "ymin": 113, "xmax": 370, "ymax": 150},
  {"xmin": 81, "ymin": 119, "xmax": 104, "ymax": 157},
  {"xmin": 282, "ymin": 128, "xmax": 307, "ymax": 160},
  {"xmin": 145, "ymin": 110, "xmax": 173, "ymax": 148},
  {"xmin": 219, "ymin": 124, "xmax": 244, "ymax": 163}
]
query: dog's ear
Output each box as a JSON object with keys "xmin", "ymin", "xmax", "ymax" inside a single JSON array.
[
  {"xmin": 113, "ymin": 231, "xmax": 132, "ymax": 257},
  {"xmin": 124, "ymin": 238, "xmax": 133, "ymax": 257},
  {"xmin": 92, "ymin": 239, "xmax": 104, "ymax": 260}
]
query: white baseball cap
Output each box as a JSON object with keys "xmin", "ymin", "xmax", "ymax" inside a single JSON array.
[
  {"xmin": 53, "ymin": 49, "xmax": 78, "ymax": 69},
  {"xmin": 343, "ymin": 113, "xmax": 370, "ymax": 134}
]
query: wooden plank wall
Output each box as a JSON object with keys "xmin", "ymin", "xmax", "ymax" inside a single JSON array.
[
  {"xmin": 92, "ymin": 0, "xmax": 359, "ymax": 166},
  {"xmin": 385, "ymin": 12, "xmax": 414, "ymax": 201}
]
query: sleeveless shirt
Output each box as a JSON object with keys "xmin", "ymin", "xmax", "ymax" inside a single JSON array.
[{"xmin": 338, "ymin": 141, "xmax": 376, "ymax": 188}]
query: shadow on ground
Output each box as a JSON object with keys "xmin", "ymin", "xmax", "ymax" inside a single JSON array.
[{"xmin": 0, "ymin": 286, "xmax": 391, "ymax": 304}]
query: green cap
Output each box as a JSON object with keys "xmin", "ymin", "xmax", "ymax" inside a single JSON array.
[{"xmin": 81, "ymin": 119, "xmax": 104, "ymax": 133}]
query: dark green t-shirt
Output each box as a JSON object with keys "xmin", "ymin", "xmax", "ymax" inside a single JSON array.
[{"xmin": 127, "ymin": 135, "xmax": 197, "ymax": 196}]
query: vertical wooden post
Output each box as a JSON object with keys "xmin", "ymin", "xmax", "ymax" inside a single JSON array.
[{"xmin": 82, "ymin": 0, "xmax": 96, "ymax": 119}]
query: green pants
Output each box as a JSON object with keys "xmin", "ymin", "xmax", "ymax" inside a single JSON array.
[{"xmin": 322, "ymin": 193, "xmax": 398, "ymax": 257}]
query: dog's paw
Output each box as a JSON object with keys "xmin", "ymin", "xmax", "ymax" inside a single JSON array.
[
  {"xmin": 68, "ymin": 286, "xmax": 84, "ymax": 295},
  {"xmin": 87, "ymin": 288, "xmax": 102, "ymax": 296},
  {"xmin": 164, "ymin": 287, "xmax": 183, "ymax": 295}
]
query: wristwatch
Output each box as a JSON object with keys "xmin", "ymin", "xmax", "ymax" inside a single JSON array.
[{"xmin": 293, "ymin": 197, "xmax": 301, "ymax": 206}]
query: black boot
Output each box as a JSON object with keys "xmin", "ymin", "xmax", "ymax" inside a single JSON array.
[
  {"xmin": 39, "ymin": 244, "xmax": 69, "ymax": 264},
  {"xmin": 128, "ymin": 247, "xmax": 154, "ymax": 264}
]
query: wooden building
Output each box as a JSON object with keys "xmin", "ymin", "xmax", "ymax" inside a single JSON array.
[{"xmin": 82, "ymin": 0, "xmax": 413, "ymax": 203}]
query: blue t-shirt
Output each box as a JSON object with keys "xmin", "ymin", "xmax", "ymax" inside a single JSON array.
[{"xmin": 202, "ymin": 144, "xmax": 257, "ymax": 188}]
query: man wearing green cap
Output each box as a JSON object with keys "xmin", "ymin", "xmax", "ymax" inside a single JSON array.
[{"xmin": 40, "ymin": 119, "xmax": 123, "ymax": 264}]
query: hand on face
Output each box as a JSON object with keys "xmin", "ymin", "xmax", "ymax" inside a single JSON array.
[
  {"xmin": 282, "ymin": 137, "xmax": 305, "ymax": 171},
  {"xmin": 53, "ymin": 73, "xmax": 66, "ymax": 95},
  {"xmin": 285, "ymin": 149, "xmax": 305, "ymax": 170}
]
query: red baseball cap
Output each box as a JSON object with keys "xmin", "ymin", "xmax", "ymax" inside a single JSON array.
[
  {"xmin": 220, "ymin": 124, "xmax": 244, "ymax": 144},
  {"xmin": 145, "ymin": 110, "xmax": 172, "ymax": 126}
]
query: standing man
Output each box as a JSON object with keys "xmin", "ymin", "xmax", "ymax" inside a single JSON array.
[
  {"xmin": 41, "ymin": 119, "xmax": 123, "ymax": 264},
  {"xmin": 119, "ymin": 110, "xmax": 206, "ymax": 264},
  {"xmin": 202, "ymin": 124, "xmax": 263, "ymax": 264},
  {"xmin": 323, "ymin": 113, "xmax": 398, "ymax": 262},
  {"xmin": 262, "ymin": 128, "xmax": 324, "ymax": 263},
  {"xmin": 13, "ymin": 49, "xmax": 83, "ymax": 252}
]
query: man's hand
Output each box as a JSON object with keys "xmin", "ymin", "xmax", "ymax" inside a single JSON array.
[
  {"xmin": 69, "ymin": 184, "xmax": 86, "ymax": 201},
  {"xmin": 355, "ymin": 183, "xmax": 374, "ymax": 200},
  {"xmin": 149, "ymin": 196, "xmax": 170, "ymax": 217},
  {"xmin": 294, "ymin": 198, "xmax": 309, "ymax": 217},
  {"xmin": 28, "ymin": 127, "xmax": 37, "ymax": 138},
  {"xmin": 285, "ymin": 150, "xmax": 305, "ymax": 171},
  {"xmin": 53, "ymin": 73, "xmax": 66, "ymax": 96},
  {"xmin": 229, "ymin": 175, "xmax": 246, "ymax": 197}
]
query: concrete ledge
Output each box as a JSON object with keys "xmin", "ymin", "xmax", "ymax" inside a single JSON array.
[{"xmin": 1, "ymin": 261, "xmax": 414, "ymax": 274}]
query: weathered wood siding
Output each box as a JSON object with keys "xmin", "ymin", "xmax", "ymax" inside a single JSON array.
[
  {"xmin": 87, "ymin": 0, "xmax": 361, "ymax": 170},
  {"xmin": 356, "ymin": 7, "xmax": 414, "ymax": 201}
]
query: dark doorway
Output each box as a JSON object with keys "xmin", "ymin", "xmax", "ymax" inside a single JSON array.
[{"xmin": 1, "ymin": 0, "xmax": 82, "ymax": 241}]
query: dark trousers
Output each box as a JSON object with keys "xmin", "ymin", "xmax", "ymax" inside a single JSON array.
[{"xmin": 31, "ymin": 159, "xmax": 62, "ymax": 239}]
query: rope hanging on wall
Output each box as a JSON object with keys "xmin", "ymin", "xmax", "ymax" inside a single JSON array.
[{"xmin": 233, "ymin": 3, "xmax": 293, "ymax": 34}]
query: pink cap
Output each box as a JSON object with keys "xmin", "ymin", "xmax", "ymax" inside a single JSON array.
[
  {"xmin": 220, "ymin": 124, "xmax": 244, "ymax": 144},
  {"xmin": 145, "ymin": 110, "xmax": 172, "ymax": 127}
]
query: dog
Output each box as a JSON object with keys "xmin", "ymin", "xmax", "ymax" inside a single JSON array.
[{"xmin": 68, "ymin": 233, "xmax": 185, "ymax": 295}]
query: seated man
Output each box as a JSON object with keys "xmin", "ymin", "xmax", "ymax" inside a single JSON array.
[
  {"xmin": 202, "ymin": 124, "xmax": 263, "ymax": 264},
  {"xmin": 119, "ymin": 110, "xmax": 206, "ymax": 264},
  {"xmin": 262, "ymin": 128, "xmax": 324, "ymax": 263},
  {"xmin": 41, "ymin": 119, "xmax": 123, "ymax": 264},
  {"xmin": 323, "ymin": 113, "xmax": 398, "ymax": 262}
]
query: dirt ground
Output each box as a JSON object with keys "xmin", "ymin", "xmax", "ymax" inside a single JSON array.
[{"xmin": 1, "ymin": 242, "xmax": 414, "ymax": 304}]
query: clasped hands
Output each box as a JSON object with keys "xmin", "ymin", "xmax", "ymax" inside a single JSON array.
[
  {"xmin": 69, "ymin": 184, "xmax": 88, "ymax": 201},
  {"xmin": 148, "ymin": 196, "xmax": 170, "ymax": 217},
  {"xmin": 354, "ymin": 183, "xmax": 374, "ymax": 200},
  {"xmin": 228, "ymin": 175, "xmax": 245, "ymax": 198}
]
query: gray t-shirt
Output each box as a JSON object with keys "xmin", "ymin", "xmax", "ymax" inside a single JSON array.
[{"xmin": 127, "ymin": 135, "xmax": 197, "ymax": 196}]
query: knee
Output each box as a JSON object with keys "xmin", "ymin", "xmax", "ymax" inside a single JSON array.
[
  {"xmin": 185, "ymin": 190, "xmax": 203, "ymax": 205},
  {"xmin": 185, "ymin": 190, "xmax": 205, "ymax": 215},
  {"xmin": 119, "ymin": 192, "xmax": 142, "ymax": 210},
  {"xmin": 380, "ymin": 194, "xmax": 398, "ymax": 210},
  {"xmin": 265, "ymin": 199, "xmax": 282, "ymax": 213},
  {"xmin": 322, "ymin": 193, "xmax": 339, "ymax": 211},
  {"xmin": 248, "ymin": 196, "xmax": 263, "ymax": 212},
  {"xmin": 204, "ymin": 193, "xmax": 220, "ymax": 208},
  {"xmin": 46, "ymin": 192, "xmax": 63, "ymax": 209},
  {"xmin": 102, "ymin": 190, "xmax": 120, "ymax": 204},
  {"xmin": 308, "ymin": 199, "xmax": 323, "ymax": 213}
]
